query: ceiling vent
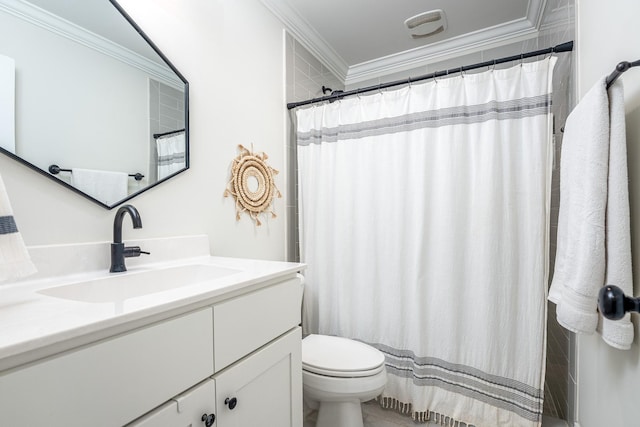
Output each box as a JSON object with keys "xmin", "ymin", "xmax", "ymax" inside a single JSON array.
[{"xmin": 404, "ymin": 9, "xmax": 447, "ymax": 39}]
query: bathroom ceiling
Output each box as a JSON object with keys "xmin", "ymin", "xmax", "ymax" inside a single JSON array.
[{"xmin": 260, "ymin": 0, "xmax": 551, "ymax": 84}]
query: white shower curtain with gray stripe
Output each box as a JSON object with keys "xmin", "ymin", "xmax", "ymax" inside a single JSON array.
[{"xmin": 296, "ymin": 57, "xmax": 556, "ymax": 427}]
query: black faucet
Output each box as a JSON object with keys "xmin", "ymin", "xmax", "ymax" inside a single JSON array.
[{"xmin": 110, "ymin": 204, "xmax": 149, "ymax": 273}]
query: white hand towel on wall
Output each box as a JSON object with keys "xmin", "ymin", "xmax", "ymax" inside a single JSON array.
[
  {"xmin": 71, "ymin": 168, "xmax": 128, "ymax": 206},
  {"xmin": 549, "ymin": 77, "xmax": 634, "ymax": 350},
  {"xmin": 0, "ymin": 173, "xmax": 36, "ymax": 282}
]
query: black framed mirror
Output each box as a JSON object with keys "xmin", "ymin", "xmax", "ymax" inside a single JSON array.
[{"xmin": 0, "ymin": 0, "xmax": 189, "ymax": 209}]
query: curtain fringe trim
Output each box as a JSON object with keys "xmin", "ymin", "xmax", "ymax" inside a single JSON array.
[{"xmin": 376, "ymin": 396, "xmax": 476, "ymax": 427}]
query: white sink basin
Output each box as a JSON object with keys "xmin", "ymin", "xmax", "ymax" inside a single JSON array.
[{"xmin": 38, "ymin": 264, "xmax": 241, "ymax": 303}]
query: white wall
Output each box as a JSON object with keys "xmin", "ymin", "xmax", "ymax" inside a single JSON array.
[
  {"xmin": 0, "ymin": 0, "xmax": 288, "ymax": 261},
  {"xmin": 575, "ymin": 0, "xmax": 640, "ymax": 425}
]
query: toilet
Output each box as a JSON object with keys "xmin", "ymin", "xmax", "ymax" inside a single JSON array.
[{"xmin": 302, "ymin": 334, "xmax": 387, "ymax": 427}]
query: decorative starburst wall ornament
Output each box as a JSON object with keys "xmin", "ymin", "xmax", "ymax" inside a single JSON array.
[{"xmin": 223, "ymin": 144, "xmax": 281, "ymax": 226}]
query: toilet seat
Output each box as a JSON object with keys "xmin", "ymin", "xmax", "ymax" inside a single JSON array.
[{"xmin": 302, "ymin": 334, "xmax": 386, "ymax": 378}]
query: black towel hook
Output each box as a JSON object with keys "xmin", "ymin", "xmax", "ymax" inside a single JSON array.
[
  {"xmin": 598, "ymin": 285, "xmax": 640, "ymax": 320},
  {"xmin": 606, "ymin": 59, "xmax": 640, "ymax": 89}
]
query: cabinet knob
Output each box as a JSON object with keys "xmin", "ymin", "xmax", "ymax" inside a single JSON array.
[
  {"xmin": 201, "ymin": 413, "xmax": 216, "ymax": 427},
  {"xmin": 225, "ymin": 397, "xmax": 238, "ymax": 410}
]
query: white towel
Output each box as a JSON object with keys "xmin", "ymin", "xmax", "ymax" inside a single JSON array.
[
  {"xmin": 0, "ymin": 54, "xmax": 16, "ymax": 153},
  {"xmin": 600, "ymin": 80, "xmax": 634, "ymax": 349},
  {"xmin": 71, "ymin": 168, "xmax": 128, "ymax": 206},
  {"xmin": 156, "ymin": 133, "xmax": 186, "ymax": 180},
  {"xmin": 549, "ymin": 76, "xmax": 634, "ymax": 350},
  {"xmin": 0, "ymin": 172, "xmax": 36, "ymax": 282}
]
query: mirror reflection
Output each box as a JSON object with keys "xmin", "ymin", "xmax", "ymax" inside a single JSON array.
[{"xmin": 0, "ymin": 0, "xmax": 188, "ymax": 208}]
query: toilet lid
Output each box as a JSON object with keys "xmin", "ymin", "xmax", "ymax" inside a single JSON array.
[{"xmin": 302, "ymin": 334, "xmax": 386, "ymax": 378}]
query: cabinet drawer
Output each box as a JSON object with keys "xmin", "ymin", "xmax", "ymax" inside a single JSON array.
[
  {"xmin": 213, "ymin": 276, "xmax": 302, "ymax": 371},
  {"xmin": 0, "ymin": 308, "xmax": 214, "ymax": 427}
]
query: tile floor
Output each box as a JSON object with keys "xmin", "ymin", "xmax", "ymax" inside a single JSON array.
[{"xmin": 304, "ymin": 400, "xmax": 568, "ymax": 427}]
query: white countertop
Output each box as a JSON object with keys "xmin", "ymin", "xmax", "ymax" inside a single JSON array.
[{"xmin": 0, "ymin": 236, "xmax": 304, "ymax": 371}]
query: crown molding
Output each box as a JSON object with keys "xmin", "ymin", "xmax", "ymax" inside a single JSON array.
[
  {"xmin": 346, "ymin": 0, "xmax": 549, "ymax": 85},
  {"xmin": 0, "ymin": 0, "xmax": 182, "ymax": 89},
  {"xmin": 260, "ymin": 0, "xmax": 348, "ymax": 81},
  {"xmin": 345, "ymin": 18, "xmax": 539, "ymax": 85},
  {"xmin": 262, "ymin": 0, "xmax": 564, "ymax": 87}
]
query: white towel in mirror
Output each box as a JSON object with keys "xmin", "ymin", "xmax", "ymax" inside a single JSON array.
[{"xmin": 71, "ymin": 168, "xmax": 128, "ymax": 206}]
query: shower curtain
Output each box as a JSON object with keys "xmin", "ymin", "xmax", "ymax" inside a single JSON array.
[{"xmin": 296, "ymin": 57, "xmax": 556, "ymax": 427}]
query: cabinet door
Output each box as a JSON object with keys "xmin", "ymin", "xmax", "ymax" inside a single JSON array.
[
  {"xmin": 215, "ymin": 327, "xmax": 302, "ymax": 427},
  {"xmin": 127, "ymin": 379, "xmax": 217, "ymax": 427}
]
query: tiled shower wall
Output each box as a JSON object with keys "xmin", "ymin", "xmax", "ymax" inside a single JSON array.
[
  {"xmin": 148, "ymin": 79, "xmax": 185, "ymax": 184},
  {"xmin": 285, "ymin": 33, "xmax": 344, "ymax": 262},
  {"xmin": 149, "ymin": 80, "xmax": 185, "ymax": 136},
  {"xmin": 286, "ymin": 0, "xmax": 576, "ymax": 421},
  {"xmin": 285, "ymin": 33, "xmax": 344, "ymax": 104}
]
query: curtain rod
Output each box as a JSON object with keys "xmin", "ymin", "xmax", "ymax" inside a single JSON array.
[
  {"xmin": 287, "ymin": 41, "xmax": 574, "ymax": 110},
  {"xmin": 153, "ymin": 128, "xmax": 185, "ymax": 139}
]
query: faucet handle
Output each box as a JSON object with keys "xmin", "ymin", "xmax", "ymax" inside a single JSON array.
[{"xmin": 123, "ymin": 246, "xmax": 150, "ymax": 258}]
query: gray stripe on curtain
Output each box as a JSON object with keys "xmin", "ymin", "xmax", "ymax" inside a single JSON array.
[
  {"xmin": 0, "ymin": 215, "xmax": 18, "ymax": 234},
  {"xmin": 158, "ymin": 153, "xmax": 186, "ymax": 166},
  {"xmin": 386, "ymin": 364, "xmax": 541, "ymax": 422},
  {"xmin": 373, "ymin": 343, "xmax": 544, "ymax": 422},
  {"xmin": 297, "ymin": 94, "xmax": 552, "ymax": 146}
]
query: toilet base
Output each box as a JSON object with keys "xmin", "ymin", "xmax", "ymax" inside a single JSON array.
[{"xmin": 316, "ymin": 400, "xmax": 364, "ymax": 427}]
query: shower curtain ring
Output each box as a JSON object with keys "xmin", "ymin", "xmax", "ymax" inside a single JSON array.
[
  {"xmin": 492, "ymin": 59, "xmax": 497, "ymax": 71},
  {"xmin": 459, "ymin": 66, "xmax": 465, "ymax": 77},
  {"xmin": 520, "ymin": 53, "xmax": 525, "ymax": 66},
  {"xmin": 407, "ymin": 77, "xmax": 412, "ymax": 88}
]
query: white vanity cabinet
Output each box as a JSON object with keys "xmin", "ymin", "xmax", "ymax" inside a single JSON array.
[
  {"xmin": 129, "ymin": 327, "xmax": 301, "ymax": 427},
  {"xmin": 0, "ymin": 274, "xmax": 303, "ymax": 427}
]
